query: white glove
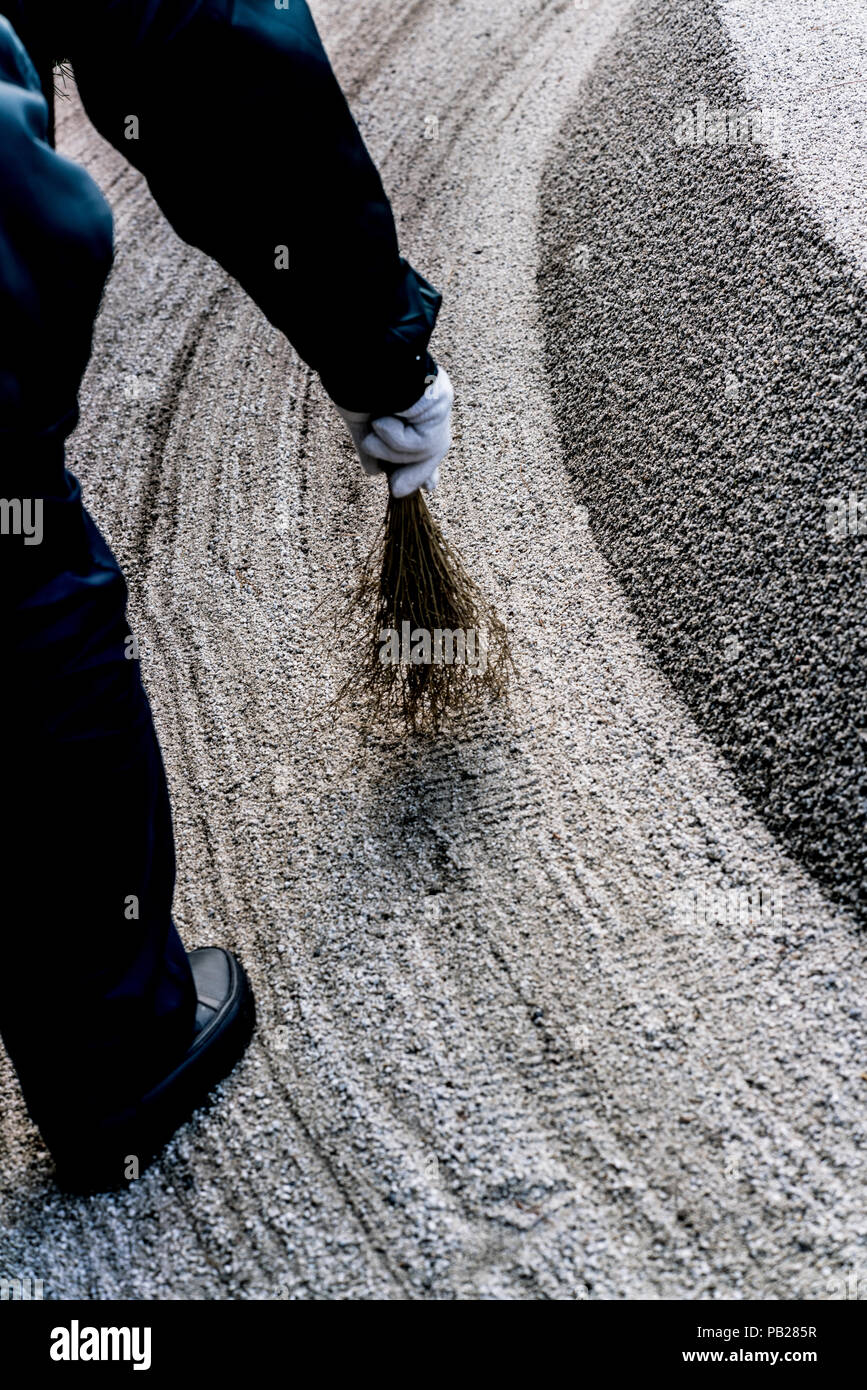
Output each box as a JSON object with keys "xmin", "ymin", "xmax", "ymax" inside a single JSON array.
[{"xmin": 333, "ymin": 366, "xmax": 454, "ymax": 499}]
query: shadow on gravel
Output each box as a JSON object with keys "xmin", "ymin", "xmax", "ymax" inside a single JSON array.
[{"xmin": 538, "ymin": 0, "xmax": 867, "ymax": 922}]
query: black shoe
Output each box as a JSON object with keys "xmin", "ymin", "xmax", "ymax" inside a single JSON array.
[{"xmin": 54, "ymin": 947, "xmax": 255, "ymax": 1193}]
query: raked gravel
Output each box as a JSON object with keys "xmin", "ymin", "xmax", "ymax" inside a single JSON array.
[{"xmin": 1, "ymin": 0, "xmax": 865, "ymax": 1299}]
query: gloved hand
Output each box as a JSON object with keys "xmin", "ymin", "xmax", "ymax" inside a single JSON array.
[{"xmin": 333, "ymin": 366, "xmax": 454, "ymax": 498}]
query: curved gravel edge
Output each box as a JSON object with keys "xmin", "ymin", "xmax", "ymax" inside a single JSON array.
[{"xmin": 538, "ymin": 0, "xmax": 867, "ymax": 921}]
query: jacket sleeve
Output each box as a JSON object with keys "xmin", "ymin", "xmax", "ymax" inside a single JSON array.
[
  {"xmin": 56, "ymin": 0, "xmax": 441, "ymax": 416},
  {"xmin": 0, "ymin": 14, "xmax": 114, "ymax": 437}
]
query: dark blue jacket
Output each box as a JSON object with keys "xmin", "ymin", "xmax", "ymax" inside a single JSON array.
[{"xmin": 1, "ymin": 0, "xmax": 441, "ymax": 441}]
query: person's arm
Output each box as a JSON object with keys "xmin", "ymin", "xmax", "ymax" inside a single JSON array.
[{"xmin": 55, "ymin": 0, "xmax": 441, "ymax": 417}]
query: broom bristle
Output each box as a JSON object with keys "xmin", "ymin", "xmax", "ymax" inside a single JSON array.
[{"xmin": 336, "ymin": 491, "xmax": 512, "ymax": 733}]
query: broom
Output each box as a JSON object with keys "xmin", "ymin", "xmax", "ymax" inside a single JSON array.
[{"xmin": 336, "ymin": 484, "xmax": 512, "ymax": 734}]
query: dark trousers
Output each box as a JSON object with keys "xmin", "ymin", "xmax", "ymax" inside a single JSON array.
[
  {"xmin": 2, "ymin": 488, "xmax": 197, "ymax": 1154},
  {"xmin": 1, "ymin": 19, "xmax": 196, "ymax": 1154}
]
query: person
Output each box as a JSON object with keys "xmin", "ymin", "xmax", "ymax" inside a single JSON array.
[{"xmin": 0, "ymin": 0, "xmax": 453, "ymax": 1191}]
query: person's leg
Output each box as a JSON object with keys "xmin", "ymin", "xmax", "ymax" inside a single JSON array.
[
  {"xmin": 0, "ymin": 16, "xmax": 252, "ymax": 1187},
  {"xmin": 3, "ymin": 505, "xmax": 199, "ymax": 1164}
]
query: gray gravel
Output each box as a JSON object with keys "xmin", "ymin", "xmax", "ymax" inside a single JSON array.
[
  {"xmin": 540, "ymin": 0, "xmax": 867, "ymax": 923},
  {"xmin": 1, "ymin": 0, "xmax": 866, "ymax": 1300},
  {"xmin": 722, "ymin": 0, "xmax": 867, "ymax": 275}
]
